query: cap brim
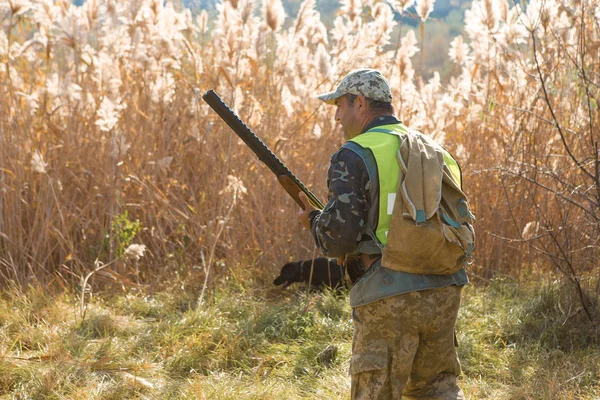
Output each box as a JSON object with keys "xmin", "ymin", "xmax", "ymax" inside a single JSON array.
[{"xmin": 317, "ymin": 90, "xmax": 343, "ymax": 105}]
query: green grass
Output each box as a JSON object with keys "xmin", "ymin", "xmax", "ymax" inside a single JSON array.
[
  {"xmin": 457, "ymin": 279, "xmax": 600, "ymax": 400},
  {"xmin": 0, "ymin": 277, "xmax": 598, "ymax": 399}
]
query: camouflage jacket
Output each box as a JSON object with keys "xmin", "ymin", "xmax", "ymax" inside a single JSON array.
[{"xmin": 308, "ymin": 116, "xmax": 402, "ymax": 257}]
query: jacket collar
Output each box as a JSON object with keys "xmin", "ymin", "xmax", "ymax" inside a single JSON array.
[{"xmin": 362, "ymin": 115, "xmax": 402, "ymax": 134}]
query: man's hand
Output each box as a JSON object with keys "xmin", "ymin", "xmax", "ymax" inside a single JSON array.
[{"xmin": 297, "ymin": 192, "xmax": 317, "ymax": 230}]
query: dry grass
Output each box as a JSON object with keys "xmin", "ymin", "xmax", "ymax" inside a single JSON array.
[
  {"xmin": 0, "ymin": 0, "xmax": 598, "ymax": 313},
  {"xmin": 0, "ymin": 276, "xmax": 598, "ymax": 399},
  {"xmin": 1, "ymin": 1, "xmax": 599, "ymax": 397}
]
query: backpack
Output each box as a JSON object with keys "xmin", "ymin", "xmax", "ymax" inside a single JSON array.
[{"xmin": 380, "ymin": 129, "xmax": 475, "ymax": 275}]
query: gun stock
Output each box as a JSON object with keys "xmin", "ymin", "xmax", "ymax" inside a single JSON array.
[{"xmin": 202, "ymin": 89, "xmax": 324, "ymax": 210}]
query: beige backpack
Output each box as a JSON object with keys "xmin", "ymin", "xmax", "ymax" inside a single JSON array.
[{"xmin": 381, "ymin": 131, "xmax": 475, "ymax": 275}]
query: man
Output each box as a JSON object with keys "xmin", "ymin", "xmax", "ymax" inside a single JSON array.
[{"xmin": 297, "ymin": 68, "xmax": 469, "ymax": 399}]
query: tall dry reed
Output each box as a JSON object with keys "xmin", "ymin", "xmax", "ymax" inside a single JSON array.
[{"xmin": 0, "ymin": 0, "xmax": 598, "ymax": 314}]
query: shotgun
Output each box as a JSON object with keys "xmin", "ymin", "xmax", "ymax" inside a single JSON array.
[{"xmin": 202, "ymin": 90, "xmax": 324, "ymax": 210}]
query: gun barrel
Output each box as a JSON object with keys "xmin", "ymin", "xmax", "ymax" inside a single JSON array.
[{"xmin": 202, "ymin": 90, "xmax": 324, "ymax": 210}]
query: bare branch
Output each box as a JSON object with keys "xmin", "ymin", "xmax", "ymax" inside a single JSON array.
[
  {"xmin": 575, "ymin": 8, "xmax": 600, "ymax": 204},
  {"xmin": 500, "ymin": 167, "xmax": 597, "ymax": 220},
  {"xmin": 507, "ymin": 159, "xmax": 597, "ymax": 207},
  {"xmin": 525, "ymin": 176, "xmax": 595, "ymax": 321},
  {"xmin": 530, "ymin": 27, "xmax": 595, "ymax": 182}
]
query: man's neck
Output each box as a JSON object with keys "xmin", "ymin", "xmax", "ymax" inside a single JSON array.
[{"xmin": 361, "ymin": 114, "xmax": 401, "ymax": 134}]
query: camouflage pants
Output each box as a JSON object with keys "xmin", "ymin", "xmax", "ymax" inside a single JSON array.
[{"xmin": 350, "ymin": 285, "xmax": 464, "ymax": 400}]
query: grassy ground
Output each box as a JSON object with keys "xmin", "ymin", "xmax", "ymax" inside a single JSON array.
[{"xmin": 0, "ymin": 275, "xmax": 598, "ymax": 399}]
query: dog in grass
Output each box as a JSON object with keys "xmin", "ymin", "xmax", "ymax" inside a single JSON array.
[{"xmin": 273, "ymin": 258, "xmax": 345, "ymax": 290}]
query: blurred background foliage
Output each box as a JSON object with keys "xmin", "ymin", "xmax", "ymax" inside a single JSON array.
[{"xmin": 0, "ymin": 0, "xmax": 598, "ymax": 323}]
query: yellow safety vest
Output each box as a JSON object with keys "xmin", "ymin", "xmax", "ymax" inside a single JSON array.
[{"xmin": 349, "ymin": 124, "xmax": 462, "ymax": 245}]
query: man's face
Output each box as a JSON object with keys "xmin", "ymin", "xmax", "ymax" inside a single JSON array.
[{"xmin": 334, "ymin": 95, "xmax": 362, "ymax": 140}]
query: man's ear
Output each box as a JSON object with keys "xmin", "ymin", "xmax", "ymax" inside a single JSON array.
[{"xmin": 356, "ymin": 95, "xmax": 368, "ymax": 110}]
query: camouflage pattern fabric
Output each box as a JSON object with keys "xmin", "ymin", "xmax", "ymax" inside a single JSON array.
[
  {"xmin": 350, "ymin": 285, "xmax": 465, "ymax": 400},
  {"xmin": 308, "ymin": 116, "xmax": 404, "ymax": 259},
  {"xmin": 318, "ymin": 68, "xmax": 393, "ymax": 104},
  {"xmin": 309, "ymin": 148, "xmax": 373, "ymax": 257}
]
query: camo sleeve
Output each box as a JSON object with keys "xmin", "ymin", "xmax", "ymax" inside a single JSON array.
[{"xmin": 308, "ymin": 147, "xmax": 370, "ymax": 257}]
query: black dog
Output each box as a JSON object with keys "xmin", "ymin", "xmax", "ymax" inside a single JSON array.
[{"xmin": 273, "ymin": 258, "xmax": 345, "ymax": 289}]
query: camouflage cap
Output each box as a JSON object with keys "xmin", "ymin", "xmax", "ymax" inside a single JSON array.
[{"xmin": 317, "ymin": 69, "xmax": 392, "ymax": 105}]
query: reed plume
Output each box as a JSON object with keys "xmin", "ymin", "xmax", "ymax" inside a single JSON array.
[{"xmin": 0, "ymin": 0, "xmax": 597, "ymax": 312}]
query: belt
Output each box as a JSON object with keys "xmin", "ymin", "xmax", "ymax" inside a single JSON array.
[{"xmin": 344, "ymin": 254, "xmax": 382, "ymax": 284}]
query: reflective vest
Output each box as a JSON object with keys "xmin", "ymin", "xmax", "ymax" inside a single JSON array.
[{"xmin": 349, "ymin": 124, "xmax": 462, "ymax": 246}]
